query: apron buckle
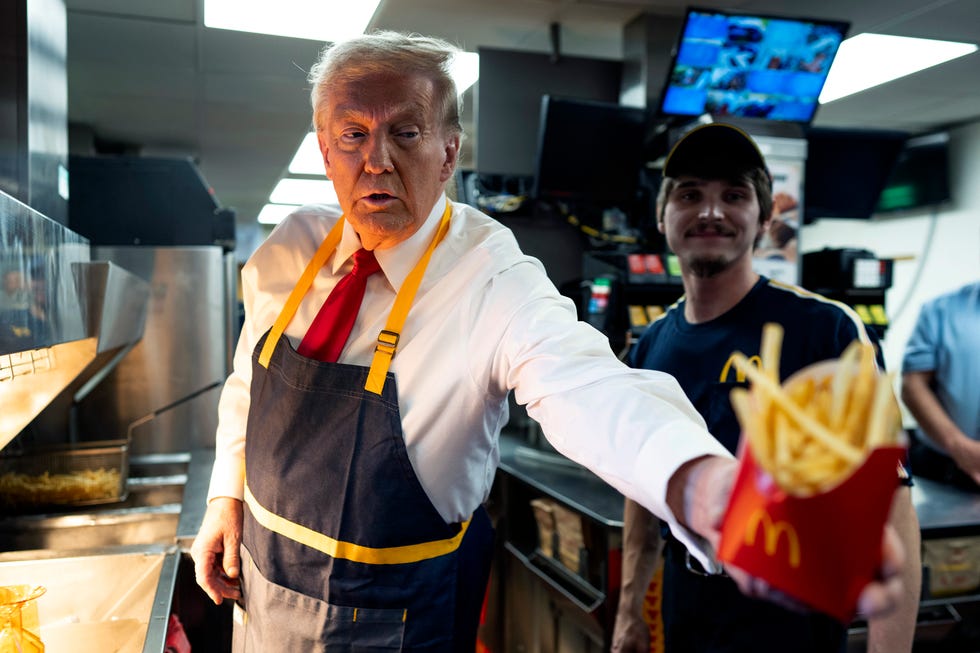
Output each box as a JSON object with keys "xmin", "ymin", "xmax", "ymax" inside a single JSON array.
[{"xmin": 376, "ymin": 330, "xmax": 399, "ymax": 356}]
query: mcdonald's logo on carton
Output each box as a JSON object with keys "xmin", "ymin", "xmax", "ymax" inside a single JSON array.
[
  {"xmin": 718, "ymin": 443, "xmax": 904, "ymax": 623},
  {"xmin": 744, "ymin": 509, "xmax": 800, "ymax": 568}
]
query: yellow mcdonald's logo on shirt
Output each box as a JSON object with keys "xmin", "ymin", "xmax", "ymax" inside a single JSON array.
[
  {"xmin": 720, "ymin": 353, "xmax": 762, "ymax": 383},
  {"xmin": 744, "ymin": 509, "xmax": 801, "ymax": 568}
]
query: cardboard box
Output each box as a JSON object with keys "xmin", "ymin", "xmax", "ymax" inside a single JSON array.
[
  {"xmin": 530, "ymin": 497, "xmax": 584, "ymax": 573},
  {"xmin": 923, "ymin": 537, "xmax": 980, "ymax": 597}
]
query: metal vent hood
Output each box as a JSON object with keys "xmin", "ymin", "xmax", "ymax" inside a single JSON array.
[{"xmin": 0, "ymin": 190, "xmax": 149, "ymax": 452}]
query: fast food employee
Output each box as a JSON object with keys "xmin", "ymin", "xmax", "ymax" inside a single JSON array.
[{"xmin": 190, "ymin": 31, "xmax": 904, "ymax": 652}]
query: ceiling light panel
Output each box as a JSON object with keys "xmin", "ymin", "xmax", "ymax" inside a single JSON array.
[
  {"xmin": 820, "ymin": 33, "xmax": 977, "ymax": 104},
  {"xmin": 205, "ymin": 0, "xmax": 381, "ymax": 42}
]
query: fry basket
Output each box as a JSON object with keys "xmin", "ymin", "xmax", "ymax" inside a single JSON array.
[{"xmin": 0, "ymin": 440, "xmax": 129, "ymax": 511}]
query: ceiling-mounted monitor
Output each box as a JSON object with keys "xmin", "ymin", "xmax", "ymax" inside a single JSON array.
[
  {"xmin": 658, "ymin": 8, "xmax": 849, "ymax": 124},
  {"xmin": 803, "ymin": 128, "xmax": 907, "ymax": 223},
  {"xmin": 532, "ymin": 96, "xmax": 647, "ymax": 206},
  {"xmin": 876, "ymin": 132, "xmax": 951, "ymax": 213}
]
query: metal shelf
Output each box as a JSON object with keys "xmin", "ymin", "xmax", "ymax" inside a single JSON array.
[{"xmin": 504, "ymin": 541, "xmax": 605, "ymax": 613}]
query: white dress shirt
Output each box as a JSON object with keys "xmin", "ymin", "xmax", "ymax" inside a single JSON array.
[{"xmin": 209, "ymin": 193, "xmax": 731, "ymax": 560}]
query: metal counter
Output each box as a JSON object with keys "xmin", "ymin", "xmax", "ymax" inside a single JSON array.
[
  {"xmin": 498, "ymin": 433, "xmax": 624, "ymax": 527},
  {"xmin": 0, "ymin": 543, "xmax": 180, "ymax": 653},
  {"xmin": 499, "ymin": 433, "xmax": 980, "ymax": 537},
  {"xmin": 912, "ymin": 477, "xmax": 980, "ymax": 537}
]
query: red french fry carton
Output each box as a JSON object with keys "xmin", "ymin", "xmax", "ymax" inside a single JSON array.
[{"xmin": 718, "ymin": 441, "xmax": 905, "ymax": 623}]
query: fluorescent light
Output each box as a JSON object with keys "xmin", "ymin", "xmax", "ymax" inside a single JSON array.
[
  {"xmin": 270, "ymin": 178, "xmax": 338, "ymax": 205},
  {"xmin": 258, "ymin": 203, "xmax": 301, "ymax": 225},
  {"xmin": 451, "ymin": 52, "xmax": 479, "ymax": 94},
  {"xmin": 820, "ymin": 33, "xmax": 978, "ymax": 103},
  {"xmin": 288, "ymin": 133, "xmax": 323, "ymax": 175},
  {"xmin": 205, "ymin": 0, "xmax": 381, "ymax": 42}
]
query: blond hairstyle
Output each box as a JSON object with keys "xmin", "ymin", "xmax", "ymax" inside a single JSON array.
[{"xmin": 308, "ymin": 30, "xmax": 462, "ymax": 135}]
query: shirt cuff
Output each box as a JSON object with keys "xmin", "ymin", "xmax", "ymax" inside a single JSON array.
[
  {"xmin": 632, "ymin": 419, "xmax": 733, "ymax": 572},
  {"xmin": 206, "ymin": 453, "xmax": 245, "ymax": 504}
]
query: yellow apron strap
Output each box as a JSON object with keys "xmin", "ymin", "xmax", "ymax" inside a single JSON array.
[
  {"xmin": 244, "ymin": 481, "xmax": 471, "ymax": 565},
  {"xmin": 259, "ymin": 199, "xmax": 453, "ymax": 389},
  {"xmin": 258, "ymin": 217, "xmax": 346, "ymax": 368},
  {"xmin": 364, "ymin": 200, "xmax": 453, "ymax": 394}
]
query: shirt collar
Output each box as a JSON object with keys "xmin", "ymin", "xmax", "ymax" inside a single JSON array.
[{"xmin": 333, "ymin": 192, "xmax": 449, "ymax": 292}]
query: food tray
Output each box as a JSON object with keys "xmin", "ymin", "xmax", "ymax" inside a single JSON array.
[{"xmin": 0, "ymin": 440, "xmax": 129, "ymax": 511}]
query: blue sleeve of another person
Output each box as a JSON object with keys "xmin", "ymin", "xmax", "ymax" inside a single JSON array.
[{"xmin": 901, "ymin": 300, "xmax": 940, "ymax": 373}]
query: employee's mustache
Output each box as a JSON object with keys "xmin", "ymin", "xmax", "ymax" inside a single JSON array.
[{"xmin": 687, "ymin": 224, "xmax": 737, "ymax": 237}]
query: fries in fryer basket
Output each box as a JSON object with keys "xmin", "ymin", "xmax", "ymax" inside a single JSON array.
[{"xmin": 0, "ymin": 468, "xmax": 122, "ymax": 508}]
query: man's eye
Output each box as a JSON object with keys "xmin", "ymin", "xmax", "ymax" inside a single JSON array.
[
  {"xmin": 341, "ymin": 131, "xmax": 365, "ymax": 142},
  {"xmin": 398, "ymin": 130, "xmax": 420, "ymax": 139}
]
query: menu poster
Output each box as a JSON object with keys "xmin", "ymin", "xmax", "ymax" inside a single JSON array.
[{"xmin": 753, "ymin": 157, "xmax": 803, "ymax": 284}]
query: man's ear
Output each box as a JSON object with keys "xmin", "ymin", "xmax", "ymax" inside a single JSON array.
[
  {"xmin": 759, "ymin": 210, "xmax": 773, "ymax": 235},
  {"xmin": 754, "ymin": 211, "xmax": 773, "ymax": 248},
  {"xmin": 440, "ymin": 133, "xmax": 461, "ymax": 183},
  {"xmin": 656, "ymin": 206, "xmax": 667, "ymax": 235},
  {"xmin": 317, "ymin": 131, "xmax": 332, "ymax": 180}
]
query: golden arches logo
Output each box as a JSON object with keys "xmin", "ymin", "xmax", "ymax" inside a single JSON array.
[
  {"xmin": 744, "ymin": 509, "xmax": 801, "ymax": 568},
  {"xmin": 720, "ymin": 353, "xmax": 762, "ymax": 383}
]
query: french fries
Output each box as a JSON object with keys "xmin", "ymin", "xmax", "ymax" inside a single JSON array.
[
  {"xmin": 0, "ymin": 468, "xmax": 121, "ymax": 508},
  {"xmin": 729, "ymin": 323, "xmax": 901, "ymax": 496}
]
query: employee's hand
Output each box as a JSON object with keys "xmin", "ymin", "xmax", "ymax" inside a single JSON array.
[
  {"xmin": 949, "ymin": 436, "xmax": 980, "ymax": 486},
  {"xmin": 190, "ymin": 496, "xmax": 244, "ymax": 605},
  {"xmin": 674, "ymin": 456, "xmax": 905, "ymax": 618},
  {"xmin": 610, "ymin": 611, "xmax": 650, "ymax": 653}
]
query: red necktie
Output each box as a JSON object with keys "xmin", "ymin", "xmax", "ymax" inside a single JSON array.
[{"xmin": 297, "ymin": 248, "xmax": 381, "ymax": 362}]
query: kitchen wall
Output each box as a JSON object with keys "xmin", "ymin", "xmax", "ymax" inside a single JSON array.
[{"xmin": 801, "ymin": 119, "xmax": 980, "ymax": 421}]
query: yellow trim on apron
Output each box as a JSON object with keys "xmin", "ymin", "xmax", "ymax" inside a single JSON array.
[
  {"xmin": 244, "ymin": 482, "xmax": 472, "ymax": 565},
  {"xmin": 258, "ymin": 199, "xmax": 453, "ymax": 396}
]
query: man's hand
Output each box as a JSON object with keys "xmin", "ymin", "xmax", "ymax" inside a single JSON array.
[
  {"xmin": 902, "ymin": 369, "xmax": 979, "ymax": 485},
  {"xmin": 948, "ymin": 437, "xmax": 980, "ymax": 485},
  {"xmin": 671, "ymin": 456, "xmax": 905, "ymax": 618},
  {"xmin": 190, "ymin": 497, "xmax": 244, "ymax": 605}
]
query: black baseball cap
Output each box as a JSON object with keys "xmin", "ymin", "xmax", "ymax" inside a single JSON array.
[{"xmin": 663, "ymin": 123, "xmax": 768, "ymax": 180}]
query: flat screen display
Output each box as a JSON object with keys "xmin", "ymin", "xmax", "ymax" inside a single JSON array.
[
  {"xmin": 876, "ymin": 132, "xmax": 951, "ymax": 213},
  {"xmin": 803, "ymin": 128, "xmax": 907, "ymax": 223},
  {"xmin": 659, "ymin": 8, "xmax": 849, "ymax": 124},
  {"xmin": 532, "ymin": 96, "xmax": 647, "ymax": 206},
  {"xmin": 476, "ymin": 48, "xmax": 622, "ymax": 177}
]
